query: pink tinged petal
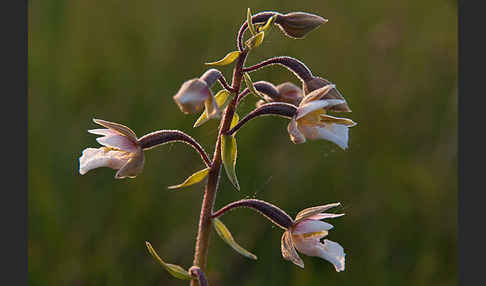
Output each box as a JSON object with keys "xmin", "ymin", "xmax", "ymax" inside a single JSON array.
[
  {"xmin": 87, "ymin": 129, "xmax": 118, "ymax": 136},
  {"xmin": 92, "ymin": 119, "xmax": 138, "ymax": 142},
  {"xmin": 306, "ymin": 213, "xmax": 345, "ymax": 221},
  {"xmin": 281, "ymin": 231, "xmax": 305, "ymax": 268},
  {"xmin": 296, "ymin": 99, "xmax": 346, "ymax": 120},
  {"xmin": 292, "ymin": 219, "xmax": 334, "ymax": 235},
  {"xmin": 287, "ymin": 118, "xmax": 306, "ymax": 144},
  {"xmin": 299, "ymin": 123, "xmax": 349, "ymax": 150},
  {"xmin": 317, "ymin": 239, "xmax": 346, "ymax": 272},
  {"xmin": 96, "ymin": 134, "xmax": 139, "ymax": 153},
  {"xmin": 79, "ymin": 147, "xmax": 130, "ymax": 175},
  {"xmin": 295, "ymin": 203, "xmax": 342, "ymax": 221},
  {"xmin": 300, "ymin": 84, "xmax": 336, "ymax": 104}
]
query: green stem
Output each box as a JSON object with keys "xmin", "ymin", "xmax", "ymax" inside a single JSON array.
[{"xmin": 190, "ymin": 49, "xmax": 248, "ymax": 286}]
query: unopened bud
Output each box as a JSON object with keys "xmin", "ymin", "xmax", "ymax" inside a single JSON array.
[
  {"xmin": 276, "ymin": 12, "xmax": 327, "ymax": 39},
  {"xmin": 303, "ymin": 77, "xmax": 351, "ymax": 112},
  {"xmin": 276, "ymin": 82, "xmax": 303, "ymax": 106}
]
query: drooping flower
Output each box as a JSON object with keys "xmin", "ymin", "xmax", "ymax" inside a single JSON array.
[
  {"xmin": 281, "ymin": 202, "xmax": 345, "ymax": 272},
  {"xmin": 173, "ymin": 78, "xmax": 219, "ymax": 119},
  {"xmin": 79, "ymin": 119, "xmax": 144, "ymax": 179},
  {"xmin": 287, "ymin": 84, "xmax": 356, "ymax": 149}
]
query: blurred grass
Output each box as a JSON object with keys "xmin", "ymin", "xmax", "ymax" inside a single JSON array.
[{"xmin": 28, "ymin": 0, "xmax": 457, "ymax": 285}]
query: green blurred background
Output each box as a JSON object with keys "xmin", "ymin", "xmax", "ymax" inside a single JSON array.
[{"xmin": 28, "ymin": 0, "xmax": 457, "ymax": 285}]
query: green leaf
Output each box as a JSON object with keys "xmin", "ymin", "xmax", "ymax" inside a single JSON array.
[
  {"xmin": 167, "ymin": 168, "xmax": 210, "ymax": 190},
  {"xmin": 245, "ymin": 31, "xmax": 265, "ymax": 49},
  {"xmin": 213, "ymin": 218, "xmax": 258, "ymax": 260},
  {"xmin": 205, "ymin": 51, "xmax": 241, "ymax": 66},
  {"xmin": 258, "ymin": 14, "xmax": 278, "ymax": 32},
  {"xmin": 230, "ymin": 113, "xmax": 239, "ymax": 130},
  {"xmin": 247, "ymin": 8, "xmax": 256, "ymax": 36},
  {"xmin": 145, "ymin": 241, "xmax": 192, "ymax": 280},
  {"xmin": 194, "ymin": 90, "xmax": 231, "ymax": 128},
  {"xmin": 243, "ymin": 73, "xmax": 264, "ymax": 99},
  {"xmin": 221, "ymin": 134, "xmax": 239, "ymax": 190}
]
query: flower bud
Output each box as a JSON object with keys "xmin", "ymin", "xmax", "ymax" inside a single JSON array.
[
  {"xmin": 303, "ymin": 77, "xmax": 351, "ymax": 112},
  {"xmin": 276, "ymin": 82, "xmax": 304, "ymax": 106},
  {"xmin": 253, "ymin": 81, "xmax": 279, "ymax": 108},
  {"xmin": 173, "ymin": 78, "xmax": 213, "ymax": 114},
  {"xmin": 255, "ymin": 81, "xmax": 303, "ymax": 108},
  {"xmin": 276, "ymin": 12, "xmax": 327, "ymax": 39}
]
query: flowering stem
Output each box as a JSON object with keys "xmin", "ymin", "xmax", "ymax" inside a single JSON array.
[
  {"xmin": 218, "ymin": 76, "xmax": 235, "ymax": 93},
  {"xmin": 242, "ymin": 56, "xmax": 314, "ymax": 82},
  {"xmin": 190, "ymin": 49, "xmax": 249, "ymax": 286}
]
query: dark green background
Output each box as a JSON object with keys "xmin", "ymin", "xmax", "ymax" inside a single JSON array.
[{"xmin": 29, "ymin": 0, "xmax": 457, "ymax": 285}]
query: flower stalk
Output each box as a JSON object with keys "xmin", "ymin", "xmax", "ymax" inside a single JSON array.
[
  {"xmin": 78, "ymin": 9, "xmax": 356, "ymax": 285},
  {"xmin": 190, "ymin": 49, "xmax": 249, "ymax": 285}
]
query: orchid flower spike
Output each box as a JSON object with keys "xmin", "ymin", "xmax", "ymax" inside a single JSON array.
[
  {"xmin": 79, "ymin": 119, "xmax": 144, "ymax": 179},
  {"xmin": 287, "ymin": 84, "xmax": 357, "ymax": 149},
  {"xmin": 281, "ymin": 202, "xmax": 345, "ymax": 272}
]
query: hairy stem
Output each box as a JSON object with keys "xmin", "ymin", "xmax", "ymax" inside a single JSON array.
[
  {"xmin": 138, "ymin": 130, "xmax": 212, "ymax": 168},
  {"xmin": 227, "ymin": 102, "xmax": 297, "ymax": 136},
  {"xmin": 242, "ymin": 56, "xmax": 314, "ymax": 82},
  {"xmin": 190, "ymin": 49, "xmax": 248, "ymax": 286}
]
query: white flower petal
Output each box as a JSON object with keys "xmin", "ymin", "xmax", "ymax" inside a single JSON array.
[
  {"xmin": 292, "ymin": 235, "xmax": 346, "ymax": 272},
  {"xmin": 299, "ymin": 123, "xmax": 349, "ymax": 150},
  {"xmin": 317, "ymin": 239, "xmax": 346, "ymax": 272},
  {"xmin": 293, "ymin": 219, "xmax": 334, "ymax": 235},
  {"xmin": 79, "ymin": 148, "xmax": 130, "ymax": 175}
]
